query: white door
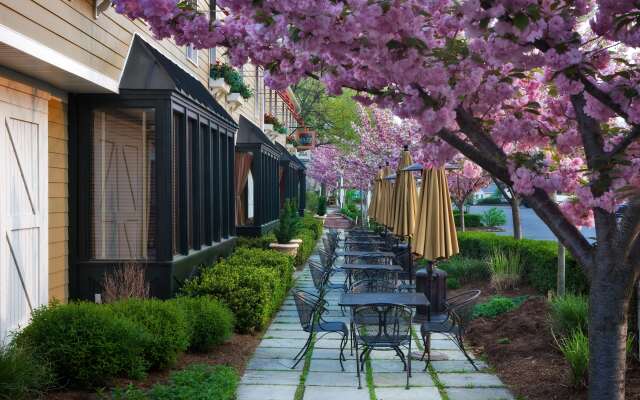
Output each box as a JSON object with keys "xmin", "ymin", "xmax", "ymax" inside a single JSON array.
[{"xmin": 0, "ymin": 85, "xmax": 48, "ymax": 343}]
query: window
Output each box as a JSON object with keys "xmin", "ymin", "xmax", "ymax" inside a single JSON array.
[
  {"xmin": 186, "ymin": 45, "xmax": 198, "ymax": 65},
  {"xmin": 91, "ymin": 108, "xmax": 157, "ymax": 260},
  {"xmin": 209, "ymin": 47, "xmax": 216, "ymax": 64}
]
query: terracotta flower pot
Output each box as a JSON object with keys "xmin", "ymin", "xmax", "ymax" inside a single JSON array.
[
  {"xmin": 269, "ymin": 242, "xmax": 299, "ymax": 257},
  {"xmin": 314, "ymin": 215, "xmax": 326, "ymax": 226}
]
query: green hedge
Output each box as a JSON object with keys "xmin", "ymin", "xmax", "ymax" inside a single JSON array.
[
  {"xmin": 110, "ymin": 299, "xmax": 190, "ymax": 370},
  {"xmin": 453, "ymin": 211, "xmax": 483, "ymax": 228},
  {"xmin": 235, "ymin": 233, "xmax": 276, "ymax": 250},
  {"xmin": 295, "ymin": 228, "xmax": 317, "ymax": 267},
  {"xmin": 183, "ymin": 248, "xmax": 294, "ymax": 333},
  {"xmin": 457, "ymin": 232, "xmax": 589, "ymax": 294},
  {"xmin": 170, "ymin": 297, "xmax": 234, "ymax": 353},
  {"xmin": 14, "ymin": 302, "xmax": 149, "ymax": 388}
]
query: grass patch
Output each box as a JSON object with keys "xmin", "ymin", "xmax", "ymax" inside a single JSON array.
[
  {"xmin": 293, "ymin": 334, "xmax": 315, "ymax": 400},
  {"xmin": 365, "ymin": 357, "xmax": 376, "ymax": 400},
  {"xmin": 410, "ymin": 328, "xmax": 450, "ymax": 400},
  {"xmin": 473, "ymin": 296, "xmax": 528, "ymax": 319}
]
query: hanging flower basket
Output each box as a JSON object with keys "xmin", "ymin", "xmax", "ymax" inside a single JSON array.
[{"xmin": 209, "ymin": 77, "xmax": 230, "ymax": 100}]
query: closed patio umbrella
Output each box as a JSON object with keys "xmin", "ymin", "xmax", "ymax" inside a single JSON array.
[
  {"xmin": 378, "ymin": 164, "xmax": 394, "ymax": 228},
  {"xmin": 391, "ymin": 147, "xmax": 418, "ymax": 237},
  {"xmin": 368, "ymin": 167, "xmax": 383, "ymax": 221},
  {"xmin": 412, "ymin": 167, "xmax": 459, "ymax": 260}
]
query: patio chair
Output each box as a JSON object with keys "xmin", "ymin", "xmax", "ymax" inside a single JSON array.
[
  {"xmin": 349, "ymin": 275, "xmax": 398, "ymax": 293},
  {"xmin": 419, "ymin": 290, "xmax": 481, "ymax": 371},
  {"xmin": 309, "ymin": 261, "xmax": 347, "ymax": 294},
  {"xmin": 291, "ymin": 290, "xmax": 349, "ymax": 370},
  {"xmin": 318, "ymin": 248, "xmax": 337, "ymax": 270},
  {"xmin": 353, "ymin": 304, "xmax": 413, "ymax": 389}
]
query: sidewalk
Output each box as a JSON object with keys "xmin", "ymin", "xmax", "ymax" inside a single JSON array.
[{"xmin": 236, "ymin": 232, "xmax": 514, "ymax": 400}]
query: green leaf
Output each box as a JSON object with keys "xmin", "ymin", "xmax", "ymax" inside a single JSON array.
[
  {"xmin": 513, "ymin": 13, "xmax": 529, "ymax": 31},
  {"xmin": 527, "ymin": 4, "xmax": 541, "ymax": 21}
]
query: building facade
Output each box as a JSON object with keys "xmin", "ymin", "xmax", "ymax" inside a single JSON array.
[{"xmin": 0, "ymin": 0, "xmax": 305, "ymax": 341}]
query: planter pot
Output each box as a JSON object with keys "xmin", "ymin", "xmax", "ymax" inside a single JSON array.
[
  {"xmin": 226, "ymin": 92, "xmax": 244, "ymax": 111},
  {"xmin": 314, "ymin": 215, "xmax": 326, "ymax": 226},
  {"xmin": 269, "ymin": 242, "xmax": 299, "ymax": 257},
  {"xmin": 290, "ymin": 239, "xmax": 303, "ymax": 245},
  {"xmin": 209, "ymin": 78, "xmax": 230, "ymax": 100},
  {"xmin": 264, "ymin": 123, "xmax": 274, "ymax": 133}
]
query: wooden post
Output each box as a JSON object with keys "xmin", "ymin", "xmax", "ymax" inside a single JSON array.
[{"xmin": 557, "ymin": 243, "xmax": 566, "ymax": 297}]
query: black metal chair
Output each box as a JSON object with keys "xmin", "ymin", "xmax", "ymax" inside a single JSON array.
[
  {"xmin": 350, "ymin": 277, "xmax": 397, "ymax": 293},
  {"xmin": 420, "ymin": 290, "xmax": 481, "ymax": 371},
  {"xmin": 353, "ymin": 304, "xmax": 413, "ymax": 389},
  {"xmin": 291, "ymin": 290, "xmax": 349, "ymax": 370},
  {"xmin": 309, "ymin": 261, "xmax": 347, "ymax": 294}
]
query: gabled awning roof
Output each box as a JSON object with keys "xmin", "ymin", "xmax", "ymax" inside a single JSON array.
[
  {"xmin": 274, "ymin": 142, "xmax": 305, "ymax": 170},
  {"xmin": 120, "ymin": 35, "xmax": 236, "ymax": 127},
  {"xmin": 237, "ymin": 116, "xmax": 279, "ymax": 154}
]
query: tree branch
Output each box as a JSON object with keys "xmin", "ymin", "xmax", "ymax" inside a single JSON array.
[
  {"xmin": 619, "ymin": 193, "xmax": 640, "ymax": 262},
  {"xmin": 578, "ymin": 74, "xmax": 630, "ymax": 122},
  {"xmin": 571, "ymin": 93, "xmax": 606, "ymax": 171},
  {"xmin": 526, "ymin": 189, "xmax": 595, "ymax": 274}
]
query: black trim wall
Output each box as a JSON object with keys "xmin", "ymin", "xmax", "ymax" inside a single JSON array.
[{"xmin": 69, "ymin": 90, "xmax": 237, "ymax": 300}]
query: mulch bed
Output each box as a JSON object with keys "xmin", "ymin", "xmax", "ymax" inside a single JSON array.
[
  {"xmin": 466, "ymin": 292, "xmax": 640, "ymax": 400},
  {"xmin": 44, "ymin": 333, "xmax": 262, "ymax": 399}
]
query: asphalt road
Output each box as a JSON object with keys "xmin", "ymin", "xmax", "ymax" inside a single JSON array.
[{"xmin": 467, "ymin": 205, "xmax": 596, "ymax": 242}]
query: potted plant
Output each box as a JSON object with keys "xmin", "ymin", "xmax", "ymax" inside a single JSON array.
[
  {"xmin": 270, "ymin": 199, "xmax": 301, "ymax": 256},
  {"xmin": 209, "ymin": 62, "xmax": 253, "ymax": 109},
  {"xmin": 264, "ymin": 113, "xmax": 278, "ymax": 133},
  {"xmin": 315, "ymin": 196, "xmax": 327, "ymax": 224}
]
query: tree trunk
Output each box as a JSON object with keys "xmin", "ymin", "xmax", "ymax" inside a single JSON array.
[
  {"xmin": 459, "ymin": 203, "xmax": 466, "ymax": 232},
  {"xmin": 510, "ymin": 194, "xmax": 522, "ymax": 240},
  {"xmin": 321, "ymin": 183, "xmax": 326, "ymax": 198},
  {"xmin": 588, "ymin": 260, "xmax": 634, "ymax": 400}
]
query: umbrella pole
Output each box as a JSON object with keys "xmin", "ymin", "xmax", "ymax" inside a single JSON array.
[{"xmin": 408, "ymin": 236, "xmax": 413, "ymax": 285}]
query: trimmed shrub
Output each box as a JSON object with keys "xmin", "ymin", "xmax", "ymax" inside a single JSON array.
[
  {"xmin": 447, "ymin": 277, "xmax": 461, "ymax": 290},
  {"xmin": 0, "ymin": 344, "xmax": 54, "ymax": 400},
  {"xmin": 317, "ymin": 196, "xmax": 327, "ymax": 216},
  {"xmin": 110, "ymin": 299, "xmax": 190, "ymax": 370},
  {"xmin": 453, "ymin": 211, "xmax": 483, "ymax": 228},
  {"xmin": 473, "ymin": 296, "xmax": 528, "ymax": 319},
  {"xmin": 295, "ymin": 228, "xmax": 317, "ymax": 267},
  {"xmin": 273, "ymin": 199, "xmax": 301, "ymax": 244},
  {"xmin": 235, "ymin": 233, "xmax": 276, "ymax": 249},
  {"xmin": 14, "ymin": 302, "xmax": 148, "ymax": 388},
  {"xmin": 306, "ymin": 191, "xmax": 320, "ymax": 213},
  {"xmin": 183, "ymin": 262, "xmax": 277, "ymax": 333},
  {"xmin": 457, "ymin": 232, "xmax": 589, "ymax": 294},
  {"xmin": 550, "ymin": 294, "xmax": 588, "ymax": 337},
  {"xmin": 226, "ymin": 247, "xmax": 295, "ymax": 291},
  {"xmin": 438, "ymin": 256, "xmax": 491, "ymax": 285},
  {"xmin": 481, "ymin": 207, "xmax": 507, "ymax": 227},
  {"xmin": 171, "ymin": 297, "xmax": 234, "ymax": 352},
  {"xmin": 301, "ymin": 214, "xmax": 323, "ymax": 240},
  {"xmin": 112, "ymin": 364, "xmax": 238, "ymax": 400}
]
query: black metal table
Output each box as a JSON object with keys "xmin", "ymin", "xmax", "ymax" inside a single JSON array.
[
  {"xmin": 340, "ymin": 264, "xmax": 403, "ymax": 287},
  {"xmin": 335, "ymin": 250, "xmax": 395, "ymax": 260},
  {"xmin": 339, "ymin": 292, "xmax": 430, "ymax": 308}
]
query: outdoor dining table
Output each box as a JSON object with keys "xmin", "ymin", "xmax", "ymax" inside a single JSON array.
[
  {"xmin": 339, "ymin": 292, "xmax": 430, "ymax": 309},
  {"xmin": 339, "ymin": 263, "xmax": 403, "ymax": 287},
  {"xmin": 335, "ymin": 250, "xmax": 396, "ymax": 264}
]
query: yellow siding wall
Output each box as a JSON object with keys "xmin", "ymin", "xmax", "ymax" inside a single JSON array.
[{"xmin": 48, "ymin": 97, "xmax": 68, "ymax": 302}]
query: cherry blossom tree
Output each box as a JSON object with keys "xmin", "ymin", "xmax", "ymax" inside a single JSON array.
[
  {"xmin": 448, "ymin": 160, "xmax": 491, "ymax": 231},
  {"xmin": 111, "ymin": 1, "xmax": 640, "ymax": 397}
]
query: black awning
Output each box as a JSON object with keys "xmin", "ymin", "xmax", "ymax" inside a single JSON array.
[
  {"xmin": 120, "ymin": 35, "xmax": 236, "ymax": 127},
  {"xmin": 274, "ymin": 141, "xmax": 305, "ymax": 170},
  {"xmin": 237, "ymin": 116, "xmax": 279, "ymax": 153}
]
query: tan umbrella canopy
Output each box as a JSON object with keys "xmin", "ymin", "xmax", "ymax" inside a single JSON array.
[
  {"xmin": 378, "ymin": 164, "xmax": 394, "ymax": 227},
  {"xmin": 391, "ymin": 148, "xmax": 418, "ymax": 237},
  {"xmin": 368, "ymin": 167, "xmax": 383, "ymax": 220},
  {"xmin": 385, "ymin": 179, "xmax": 396, "ymax": 228},
  {"xmin": 412, "ymin": 167, "xmax": 459, "ymax": 260}
]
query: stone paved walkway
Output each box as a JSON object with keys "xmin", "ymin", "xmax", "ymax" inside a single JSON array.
[{"xmin": 237, "ymin": 234, "xmax": 514, "ymax": 400}]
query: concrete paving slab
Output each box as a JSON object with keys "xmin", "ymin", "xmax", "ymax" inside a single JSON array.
[
  {"xmin": 241, "ymin": 370, "xmax": 302, "ymax": 386},
  {"xmin": 446, "ymin": 387, "xmax": 514, "ymax": 400},
  {"xmin": 308, "ymin": 358, "xmax": 356, "ymax": 372},
  {"xmin": 439, "ymin": 373, "xmax": 504, "ymax": 388},
  {"xmin": 305, "ymin": 372, "xmax": 359, "ymax": 387},
  {"xmin": 375, "ymin": 387, "xmax": 441, "ymax": 400},
  {"xmin": 252, "ymin": 347, "xmax": 301, "ymax": 359},
  {"xmin": 303, "ymin": 386, "xmax": 369, "ymax": 400},
  {"xmin": 260, "ymin": 339, "xmax": 308, "ymax": 348},
  {"xmin": 370, "ymin": 359, "xmax": 408, "ymax": 373},
  {"xmin": 430, "ymin": 360, "xmax": 488, "ymax": 373},
  {"xmin": 237, "ymin": 384, "xmax": 297, "ymax": 400},
  {"xmin": 430, "ymin": 339, "xmax": 463, "ymax": 350},
  {"xmin": 246, "ymin": 357, "xmax": 301, "ymax": 371},
  {"xmin": 373, "ymin": 372, "xmax": 434, "ymax": 387}
]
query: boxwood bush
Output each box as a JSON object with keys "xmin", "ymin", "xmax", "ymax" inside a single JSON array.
[
  {"xmin": 235, "ymin": 233, "xmax": 277, "ymax": 249},
  {"xmin": 171, "ymin": 297, "xmax": 234, "ymax": 352},
  {"xmin": 14, "ymin": 302, "xmax": 148, "ymax": 388},
  {"xmin": 0, "ymin": 344, "xmax": 54, "ymax": 400},
  {"xmin": 453, "ymin": 211, "xmax": 483, "ymax": 228},
  {"xmin": 457, "ymin": 232, "xmax": 589, "ymax": 294},
  {"xmin": 183, "ymin": 248, "xmax": 294, "ymax": 333},
  {"xmin": 295, "ymin": 228, "xmax": 317, "ymax": 267},
  {"xmin": 110, "ymin": 299, "xmax": 190, "ymax": 370},
  {"xmin": 438, "ymin": 256, "xmax": 491, "ymax": 287}
]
